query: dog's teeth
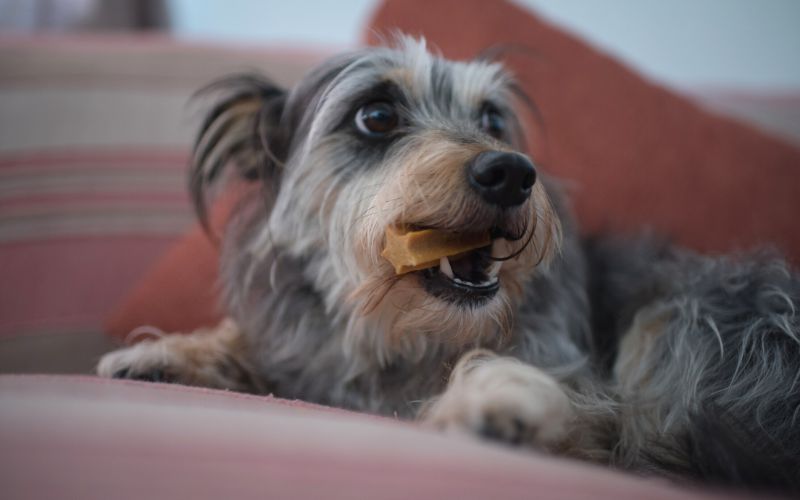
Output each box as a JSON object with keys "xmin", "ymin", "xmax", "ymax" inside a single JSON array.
[
  {"xmin": 488, "ymin": 261, "xmax": 502, "ymax": 278},
  {"xmin": 439, "ymin": 257, "xmax": 454, "ymax": 278},
  {"xmin": 481, "ymin": 277, "xmax": 498, "ymax": 287}
]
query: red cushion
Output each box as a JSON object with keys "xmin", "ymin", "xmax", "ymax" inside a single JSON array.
[{"xmin": 105, "ymin": 0, "xmax": 800, "ymax": 338}]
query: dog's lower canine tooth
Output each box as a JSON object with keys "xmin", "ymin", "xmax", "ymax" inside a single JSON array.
[{"xmin": 439, "ymin": 257, "xmax": 455, "ymax": 278}]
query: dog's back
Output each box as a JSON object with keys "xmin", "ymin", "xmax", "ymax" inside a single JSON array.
[{"xmin": 585, "ymin": 236, "xmax": 800, "ymax": 493}]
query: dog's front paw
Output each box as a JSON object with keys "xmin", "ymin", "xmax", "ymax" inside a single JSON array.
[
  {"xmin": 97, "ymin": 320, "xmax": 260, "ymax": 392},
  {"xmin": 422, "ymin": 350, "xmax": 572, "ymax": 448},
  {"xmin": 97, "ymin": 340, "xmax": 181, "ymax": 383}
]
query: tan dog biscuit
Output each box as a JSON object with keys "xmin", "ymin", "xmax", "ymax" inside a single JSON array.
[{"xmin": 381, "ymin": 225, "xmax": 492, "ymax": 275}]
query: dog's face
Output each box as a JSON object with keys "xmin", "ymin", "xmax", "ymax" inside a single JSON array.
[{"xmin": 195, "ymin": 38, "xmax": 561, "ymax": 357}]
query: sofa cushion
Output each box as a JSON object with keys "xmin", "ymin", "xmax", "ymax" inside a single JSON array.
[{"xmin": 0, "ymin": 374, "xmax": 727, "ymax": 500}]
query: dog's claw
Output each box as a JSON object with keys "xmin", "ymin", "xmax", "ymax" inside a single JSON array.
[
  {"xmin": 111, "ymin": 367, "xmax": 170, "ymax": 383},
  {"xmin": 130, "ymin": 369, "xmax": 168, "ymax": 383}
]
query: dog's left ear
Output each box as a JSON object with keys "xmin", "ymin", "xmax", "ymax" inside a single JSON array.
[{"xmin": 190, "ymin": 74, "xmax": 288, "ymax": 232}]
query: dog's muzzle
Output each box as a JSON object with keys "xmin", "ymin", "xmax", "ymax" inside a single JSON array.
[
  {"xmin": 395, "ymin": 151, "xmax": 539, "ymax": 306},
  {"xmin": 467, "ymin": 151, "xmax": 537, "ymax": 208},
  {"xmin": 419, "ymin": 152, "xmax": 537, "ymax": 305}
]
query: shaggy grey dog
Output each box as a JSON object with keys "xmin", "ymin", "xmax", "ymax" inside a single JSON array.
[{"xmin": 98, "ymin": 37, "xmax": 800, "ymax": 494}]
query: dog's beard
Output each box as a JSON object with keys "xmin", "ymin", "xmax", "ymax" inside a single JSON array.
[
  {"xmin": 263, "ymin": 132, "xmax": 560, "ymax": 362},
  {"xmin": 339, "ymin": 135, "xmax": 562, "ymax": 356}
]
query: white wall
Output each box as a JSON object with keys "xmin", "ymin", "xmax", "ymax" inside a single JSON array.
[
  {"xmin": 522, "ymin": 0, "xmax": 800, "ymax": 91},
  {"xmin": 167, "ymin": 0, "xmax": 800, "ymax": 91},
  {"xmin": 167, "ymin": 0, "xmax": 375, "ymax": 50}
]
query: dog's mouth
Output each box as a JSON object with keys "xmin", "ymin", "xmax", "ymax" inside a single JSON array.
[{"xmin": 419, "ymin": 239, "xmax": 503, "ymax": 305}]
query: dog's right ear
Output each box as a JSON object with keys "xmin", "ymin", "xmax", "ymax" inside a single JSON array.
[{"xmin": 190, "ymin": 74, "xmax": 288, "ymax": 233}]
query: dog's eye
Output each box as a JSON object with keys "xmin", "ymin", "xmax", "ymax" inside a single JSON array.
[
  {"xmin": 355, "ymin": 101, "xmax": 398, "ymax": 137},
  {"xmin": 480, "ymin": 107, "xmax": 506, "ymax": 140}
]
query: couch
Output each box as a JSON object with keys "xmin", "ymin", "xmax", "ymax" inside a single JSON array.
[{"xmin": 1, "ymin": 0, "xmax": 798, "ymax": 498}]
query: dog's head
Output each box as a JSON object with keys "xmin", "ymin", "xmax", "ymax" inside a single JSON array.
[{"xmin": 193, "ymin": 37, "xmax": 562, "ymax": 359}]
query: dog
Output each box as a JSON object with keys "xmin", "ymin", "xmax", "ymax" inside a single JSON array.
[{"xmin": 98, "ymin": 37, "xmax": 800, "ymax": 494}]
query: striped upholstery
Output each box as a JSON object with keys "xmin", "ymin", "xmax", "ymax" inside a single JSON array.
[
  {"xmin": 0, "ymin": 37, "xmax": 321, "ymax": 371},
  {"xmin": 0, "ymin": 150, "xmax": 190, "ymax": 334},
  {"xmin": 0, "ymin": 375, "xmax": 730, "ymax": 500}
]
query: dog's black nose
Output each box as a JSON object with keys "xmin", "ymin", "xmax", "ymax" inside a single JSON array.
[{"xmin": 467, "ymin": 151, "xmax": 537, "ymax": 208}]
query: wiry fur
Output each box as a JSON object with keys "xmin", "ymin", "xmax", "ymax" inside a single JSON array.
[
  {"xmin": 585, "ymin": 238, "xmax": 800, "ymax": 490},
  {"xmin": 98, "ymin": 37, "xmax": 800, "ymax": 495}
]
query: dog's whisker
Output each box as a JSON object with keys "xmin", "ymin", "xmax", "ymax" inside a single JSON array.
[{"xmin": 353, "ymin": 196, "xmax": 404, "ymax": 224}]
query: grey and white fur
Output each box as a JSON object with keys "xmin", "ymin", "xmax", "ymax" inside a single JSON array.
[{"xmin": 98, "ymin": 37, "xmax": 800, "ymax": 494}]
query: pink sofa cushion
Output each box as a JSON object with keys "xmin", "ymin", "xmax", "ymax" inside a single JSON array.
[{"xmin": 0, "ymin": 375, "xmax": 731, "ymax": 500}]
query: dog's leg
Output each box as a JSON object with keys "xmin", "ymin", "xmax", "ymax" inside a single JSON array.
[
  {"xmin": 97, "ymin": 318, "xmax": 263, "ymax": 392},
  {"xmin": 421, "ymin": 349, "xmax": 573, "ymax": 449}
]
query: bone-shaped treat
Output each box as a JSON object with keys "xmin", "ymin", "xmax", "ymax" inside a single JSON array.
[{"xmin": 381, "ymin": 225, "xmax": 491, "ymax": 275}]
